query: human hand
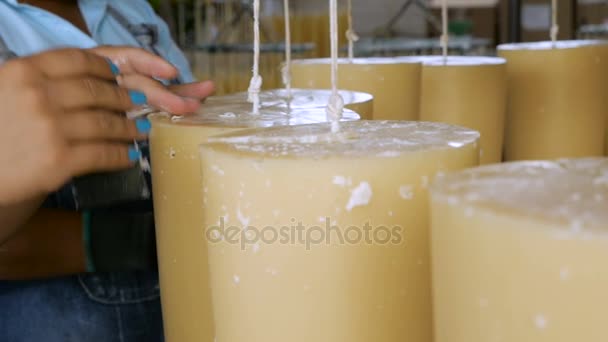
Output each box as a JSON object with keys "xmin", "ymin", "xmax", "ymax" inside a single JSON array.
[
  {"xmin": 92, "ymin": 46, "xmax": 215, "ymax": 115},
  {"xmin": 0, "ymin": 48, "xmax": 148, "ymax": 205}
]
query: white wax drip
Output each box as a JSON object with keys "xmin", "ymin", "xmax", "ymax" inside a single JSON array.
[
  {"xmin": 326, "ymin": 92, "xmax": 344, "ymax": 133},
  {"xmin": 550, "ymin": 0, "xmax": 559, "ymax": 46},
  {"xmin": 282, "ymin": 0, "xmax": 292, "ymax": 98},
  {"xmin": 248, "ymin": 0, "xmax": 263, "ymax": 114},
  {"xmin": 326, "ymin": 0, "xmax": 344, "ymax": 133},
  {"xmin": 441, "ymin": 0, "xmax": 448, "ymax": 64},
  {"xmin": 346, "ymin": 0, "xmax": 359, "ymax": 61}
]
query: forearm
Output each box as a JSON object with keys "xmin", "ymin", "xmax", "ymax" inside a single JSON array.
[
  {"xmin": 0, "ymin": 197, "xmax": 45, "ymax": 245},
  {"xmin": 0, "ymin": 209, "xmax": 86, "ymax": 280}
]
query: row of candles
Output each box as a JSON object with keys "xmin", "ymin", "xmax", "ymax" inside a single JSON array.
[{"xmin": 147, "ymin": 1, "xmax": 608, "ymax": 341}]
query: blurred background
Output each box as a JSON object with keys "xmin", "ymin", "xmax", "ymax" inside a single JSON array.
[{"xmin": 146, "ymin": 0, "xmax": 608, "ymax": 94}]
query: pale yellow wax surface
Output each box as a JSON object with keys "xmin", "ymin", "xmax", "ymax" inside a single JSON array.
[
  {"xmin": 206, "ymin": 88, "xmax": 374, "ymax": 119},
  {"xmin": 430, "ymin": 158, "xmax": 608, "ymax": 342},
  {"xmin": 200, "ymin": 121, "xmax": 480, "ymax": 342},
  {"xmin": 149, "ymin": 103, "xmax": 360, "ymax": 342},
  {"xmin": 414, "ymin": 56, "xmax": 507, "ymax": 164},
  {"xmin": 498, "ymin": 40, "xmax": 608, "ymax": 161},
  {"xmin": 290, "ymin": 58, "xmax": 422, "ymax": 120}
]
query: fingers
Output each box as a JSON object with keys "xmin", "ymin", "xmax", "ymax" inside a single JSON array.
[
  {"xmin": 118, "ymin": 74, "xmax": 202, "ymax": 114},
  {"xmin": 91, "ymin": 46, "xmax": 178, "ymax": 80},
  {"xmin": 27, "ymin": 48, "xmax": 118, "ymax": 81},
  {"xmin": 59, "ymin": 110, "xmax": 146, "ymax": 142},
  {"xmin": 169, "ymin": 80, "xmax": 216, "ymax": 99},
  {"xmin": 67, "ymin": 143, "xmax": 135, "ymax": 177},
  {"xmin": 47, "ymin": 78, "xmax": 145, "ymax": 111}
]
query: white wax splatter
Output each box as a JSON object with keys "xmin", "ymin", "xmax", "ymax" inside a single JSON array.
[
  {"xmin": 211, "ymin": 165, "xmax": 225, "ymax": 176},
  {"xmin": 333, "ymin": 175, "xmax": 352, "ymax": 187},
  {"xmin": 265, "ymin": 267, "xmax": 279, "ymax": 276},
  {"xmin": 421, "ymin": 176, "xmax": 429, "ymax": 188},
  {"xmin": 346, "ymin": 182, "xmax": 372, "ymax": 211},
  {"xmin": 534, "ymin": 315, "xmax": 548, "ymax": 329},
  {"xmin": 237, "ymin": 207, "xmax": 250, "ymax": 228},
  {"xmin": 399, "ymin": 185, "xmax": 414, "ymax": 200}
]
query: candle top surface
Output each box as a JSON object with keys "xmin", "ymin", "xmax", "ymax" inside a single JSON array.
[
  {"xmin": 201, "ymin": 120, "xmax": 479, "ymax": 159},
  {"xmin": 432, "ymin": 158, "xmax": 608, "ymax": 234},
  {"xmin": 399, "ymin": 55, "xmax": 506, "ymax": 66},
  {"xmin": 150, "ymin": 104, "xmax": 360, "ymax": 129},
  {"xmin": 291, "ymin": 57, "xmax": 420, "ymax": 66},
  {"xmin": 498, "ymin": 40, "xmax": 608, "ymax": 51},
  {"xmin": 206, "ymin": 89, "xmax": 373, "ymax": 110}
]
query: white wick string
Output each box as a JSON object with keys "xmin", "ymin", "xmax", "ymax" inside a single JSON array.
[
  {"xmin": 441, "ymin": 0, "xmax": 448, "ymax": 64},
  {"xmin": 248, "ymin": 0, "xmax": 263, "ymax": 114},
  {"xmin": 281, "ymin": 0, "xmax": 292, "ymax": 98},
  {"xmin": 346, "ymin": 0, "xmax": 359, "ymax": 61},
  {"xmin": 327, "ymin": 0, "xmax": 343, "ymax": 133},
  {"xmin": 550, "ymin": 0, "xmax": 559, "ymax": 46}
]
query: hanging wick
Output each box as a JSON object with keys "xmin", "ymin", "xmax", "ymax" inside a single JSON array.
[
  {"xmin": 327, "ymin": 0, "xmax": 343, "ymax": 133},
  {"xmin": 346, "ymin": 0, "xmax": 359, "ymax": 61},
  {"xmin": 248, "ymin": 0, "xmax": 263, "ymax": 114},
  {"xmin": 282, "ymin": 0, "xmax": 292, "ymax": 98},
  {"xmin": 550, "ymin": 0, "xmax": 559, "ymax": 46},
  {"xmin": 441, "ymin": 0, "xmax": 448, "ymax": 65}
]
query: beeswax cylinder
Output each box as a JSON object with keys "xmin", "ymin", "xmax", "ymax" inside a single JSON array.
[
  {"xmin": 498, "ymin": 41, "xmax": 608, "ymax": 161},
  {"xmin": 206, "ymin": 88, "xmax": 374, "ymax": 119},
  {"xmin": 417, "ymin": 56, "xmax": 507, "ymax": 164},
  {"xmin": 200, "ymin": 121, "xmax": 480, "ymax": 342},
  {"xmin": 290, "ymin": 58, "xmax": 422, "ymax": 120},
  {"xmin": 430, "ymin": 158, "xmax": 608, "ymax": 342},
  {"xmin": 150, "ymin": 104, "xmax": 359, "ymax": 342}
]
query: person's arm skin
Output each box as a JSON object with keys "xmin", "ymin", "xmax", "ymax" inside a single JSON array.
[
  {"xmin": 0, "ymin": 48, "xmax": 145, "ymax": 242},
  {"xmin": 0, "ymin": 198, "xmax": 45, "ymax": 249},
  {"xmin": 0, "ymin": 209, "xmax": 85, "ymax": 280},
  {"xmin": 0, "ymin": 47, "xmax": 215, "ymax": 279}
]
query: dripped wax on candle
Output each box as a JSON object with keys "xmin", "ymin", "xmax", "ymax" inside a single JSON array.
[
  {"xmin": 200, "ymin": 120, "xmax": 480, "ymax": 342},
  {"xmin": 206, "ymin": 88, "xmax": 374, "ymax": 119},
  {"xmin": 430, "ymin": 158, "xmax": 608, "ymax": 342},
  {"xmin": 498, "ymin": 40, "xmax": 608, "ymax": 161},
  {"xmin": 290, "ymin": 58, "xmax": 421, "ymax": 121},
  {"xmin": 149, "ymin": 104, "xmax": 360, "ymax": 342},
  {"xmin": 413, "ymin": 56, "xmax": 507, "ymax": 164}
]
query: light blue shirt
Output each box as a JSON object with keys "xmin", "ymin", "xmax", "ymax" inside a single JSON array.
[{"xmin": 0, "ymin": 0, "xmax": 194, "ymax": 82}]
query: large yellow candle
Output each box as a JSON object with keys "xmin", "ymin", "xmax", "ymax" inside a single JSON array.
[
  {"xmin": 268, "ymin": 9, "xmax": 347, "ymax": 58},
  {"xmin": 498, "ymin": 41, "xmax": 608, "ymax": 161},
  {"xmin": 199, "ymin": 121, "xmax": 480, "ymax": 342},
  {"xmin": 150, "ymin": 105, "xmax": 359, "ymax": 342},
  {"xmin": 417, "ymin": 56, "xmax": 507, "ymax": 164},
  {"xmin": 430, "ymin": 158, "xmax": 608, "ymax": 342},
  {"xmin": 206, "ymin": 88, "xmax": 374, "ymax": 119},
  {"xmin": 290, "ymin": 58, "xmax": 422, "ymax": 120}
]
